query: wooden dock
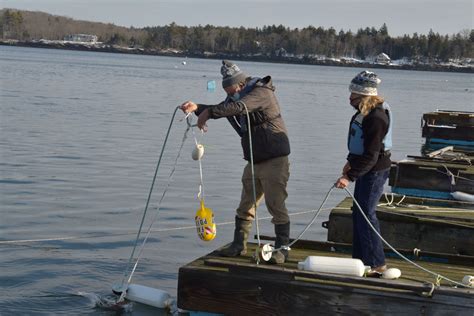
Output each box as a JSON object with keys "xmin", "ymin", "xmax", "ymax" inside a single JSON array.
[
  {"xmin": 422, "ymin": 110, "xmax": 474, "ymax": 147},
  {"xmin": 326, "ymin": 196, "xmax": 474, "ymax": 256},
  {"xmin": 178, "ymin": 238, "xmax": 473, "ymax": 315},
  {"xmin": 389, "ymin": 148, "xmax": 474, "ymax": 199}
]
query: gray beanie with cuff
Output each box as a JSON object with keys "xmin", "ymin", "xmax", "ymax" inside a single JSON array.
[{"xmin": 221, "ymin": 60, "xmax": 247, "ymax": 88}]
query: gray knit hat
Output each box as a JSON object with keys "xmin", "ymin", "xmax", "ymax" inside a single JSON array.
[
  {"xmin": 349, "ymin": 70, "xmax": 381, "ymax": 96},
  {"xmin": 221, "ymin": 60, "xmax": 247, "ymax": 88}
]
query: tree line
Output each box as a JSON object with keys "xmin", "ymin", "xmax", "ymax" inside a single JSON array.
[{"xmin": 1, "ymin": 9, "xmax": 472, "ymax": 62}]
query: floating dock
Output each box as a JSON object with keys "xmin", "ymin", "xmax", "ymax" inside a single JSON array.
[
  {"xmin": 178, "ymin": 238, "xmax": 473, "ymax": 315},
  {"xmin": 178, "ymin": 191, "xmax": 474, "ymax": 315},
  {"xmin": 326, "ymin": 195, "xmax": 474, "ymax": 256},
  {"xmin": 422, "ymin": 110, "xmax": 474, "ymax": 147},
  {"xmin": 389, "ymin": 147, "xmax": 474, "ymax": 200}
]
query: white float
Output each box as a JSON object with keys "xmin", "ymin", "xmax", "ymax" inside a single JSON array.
[
  {"xmin": 297, "ymin": 256, "xmax": 365, "ymax": 277},
  {"xmin": 125, "ymin": 284, "xmax": 173, "ymax": 309},
  {"xmin": 192, "ymin": 144, "xmax": 204, "ymax": 161},
  {"xmin": 381, "ymin": 268, "xmax": 402, "ymax": 280},
  {"xmin": 451, "ymin": 191, "xmax": 474, "ymax": 202}
]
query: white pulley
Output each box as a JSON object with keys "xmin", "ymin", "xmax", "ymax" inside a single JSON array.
[
  {"xmin": 462, "ymin": 275, "xmax": 474, "ymax": 287},
  {"xmin": 192, "ymin": 143, "xmax": 204, "ymax": 160},
  {"xmin": 259, "ymin": 243, "xmax": 274, "ymax": 262}
]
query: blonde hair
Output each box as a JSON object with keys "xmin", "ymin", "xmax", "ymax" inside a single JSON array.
[{"xmin": 358, "ymin": 95, "xmax": 385, "ymax": 116}]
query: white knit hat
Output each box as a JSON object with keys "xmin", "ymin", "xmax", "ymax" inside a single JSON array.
[{"xmin": 349, "ymin": 70, "xmax": 381, "ymax": 96}]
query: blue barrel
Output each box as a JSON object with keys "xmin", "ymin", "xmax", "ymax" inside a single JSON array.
[{"xmin": 207, "ymin": 80, "xmax": 216, "ymax": 92}]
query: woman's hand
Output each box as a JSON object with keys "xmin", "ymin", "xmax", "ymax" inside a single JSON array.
[{"xmin": 335, "ymin": 175, "xmax": 350, "ymax": 189}]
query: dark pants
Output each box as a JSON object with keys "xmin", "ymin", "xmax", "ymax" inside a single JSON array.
[{"xmin": 352, "ymin": 168, "xmax": 389, "ymax": 267}]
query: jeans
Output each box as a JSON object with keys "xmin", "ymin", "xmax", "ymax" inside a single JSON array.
[{"xmin": 352, "ymin": 168, "xmax": 389, "ymax": 267}]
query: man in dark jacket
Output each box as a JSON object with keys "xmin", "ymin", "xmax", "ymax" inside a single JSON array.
[{"xmin": 180, "ymin": 60, "xmax": 291, "ymax": 264}]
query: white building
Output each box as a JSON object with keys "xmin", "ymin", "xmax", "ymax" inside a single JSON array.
[
  {"xmin": 63, "ymin": 34, "xmax": 98, "ymax": 43},
  {"xmin": 375, "ymin": 53, "xmax": 391, "ymax": 65}
]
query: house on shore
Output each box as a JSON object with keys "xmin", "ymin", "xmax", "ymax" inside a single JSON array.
[
  {"xmin": 375, "ymin": 52, "xmax": 391, "ymax": 65},
  {"xmin": 63, "ymin": 34, "xmax": 98, "ymax": 43}
]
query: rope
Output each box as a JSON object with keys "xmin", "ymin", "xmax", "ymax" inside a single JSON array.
[
  {"xmin": 422, "ymin": 282, "xmax": 436, "ymax": 297},
  {"xmin": 241, "ymin": 102, "xmax": 262, "ymax": 264},
  {"xmin": 116, "ymin": 106, "xmax": 184, "ymax": 300},
  {"xmin": 268, "ymin": 185, "xmax": 336, "ymax": 254},
  {"xmin": 377, "ymin": 192, "xmax": 473, "ymax": 212},
  {"xmin": 344, "ymin": 187, "xmax": 469, "ymax": 288},
  {"xmin": 413, "ymin": 248, "xmax": 421, "ymax": 257},
  {"xmin": 436, "ymin": 164, "xmax": 474, "ymax": 183},
  {"xmin": 379, "ymin": 192, "xmax": 406, "ymax": 208},
  {"xmin": 334, "ymin": 205, "xmax": 474, "ymax": 214},
  {"xmin": 118, "ymin": 120, "xmax": 189, "ymax": 302},
  {"xmin": 0, "ymin": 207, "xmax": 336, "ymax": 245},
  {"xmin": 188, "ymin": 116, "xmax": 205, "ymax": 202}
]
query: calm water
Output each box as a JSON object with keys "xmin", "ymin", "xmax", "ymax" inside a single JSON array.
[{"xmin": 1, "ymin": 46, "xmax": 473, "ymax": 315}]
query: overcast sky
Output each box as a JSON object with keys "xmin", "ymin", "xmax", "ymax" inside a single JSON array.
[{"xmin": 2, "ymin": 0, "xmax": 473, "ymax": 36}]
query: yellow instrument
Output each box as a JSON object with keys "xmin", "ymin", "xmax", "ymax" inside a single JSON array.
[{"xmin": 195, "ymin": 200, "xmax": 216, "ymax": 241}]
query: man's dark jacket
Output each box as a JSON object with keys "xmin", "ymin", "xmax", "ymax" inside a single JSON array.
[{"xmin": 196, "ymin": 76, "xmax": 290, "ymax": 163}]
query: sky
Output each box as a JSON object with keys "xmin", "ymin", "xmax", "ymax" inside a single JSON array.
[{"xmin": 2, "ymin": 0, "xmax": 473, "ymax": 36}]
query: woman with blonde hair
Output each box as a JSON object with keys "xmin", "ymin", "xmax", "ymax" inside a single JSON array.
[{"xmin": 335, "ymin": 70, "xmax": 392, "ymax": 276}]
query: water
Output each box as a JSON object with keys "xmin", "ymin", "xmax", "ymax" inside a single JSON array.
[{"xmin": 1, "ymin": 46, "xmax": 472, "ymax": 315}]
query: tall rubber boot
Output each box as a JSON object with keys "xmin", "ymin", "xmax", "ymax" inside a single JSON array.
[
  {"xmin": 219, "ymin": 216, "xmax": 252, "ymax": 257},
  {"xmin": 269, "ymin": 222, "xmax": 290, "ymax": 264}
]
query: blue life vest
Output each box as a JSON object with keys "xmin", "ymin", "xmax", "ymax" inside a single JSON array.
[
  {"xmin": 225, "ymin": 77, "xmax": 260, "ymax": 137},
  {"xmin": 347, "ymin": 102, "xmax": 392, "ymax": 155}
]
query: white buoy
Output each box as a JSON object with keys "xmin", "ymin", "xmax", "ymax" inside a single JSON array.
[
  {"xmin": 298, "ymin": 256, "xmax": 365, "ymax": 277},
  {"xmin": 182, "ymin": 61, "xmax": 186, "ymax": 65},
  {"xmin": 125, "ymin": 284, "xmax": 173, "ymax": 309},
  {"xmin": 381, "ymin": 268, "xmax": 402, "ymax": 280},
  {"xmin": 462, "ymin": 275, "xmax": 474, "ymax": 287},
  {"xmin": 451, "ymin": 191, "xmax": 474, "ymax": 202},
  {"xmin": 192, "ymin": 144, "xmax": 204, "ymax": 161}
]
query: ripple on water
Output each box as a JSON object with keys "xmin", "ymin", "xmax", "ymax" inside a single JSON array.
[
  {"xmin": 1, "ymin": 291, "xmax": 133, "ymax": 315},
  {"xmin": 0, "ymin": 179, "xmax": 36, "ymax": 185}
]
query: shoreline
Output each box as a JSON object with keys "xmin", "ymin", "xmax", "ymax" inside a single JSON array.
[{"xmin": 2, "ymin": 40, "xmax": 473, "ymax": 74}]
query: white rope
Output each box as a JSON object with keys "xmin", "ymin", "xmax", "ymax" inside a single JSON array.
[
  {"xmin": 436, "ymin": 164, "xmax": 474, "ymax": 183},
  {"xmin": 268, "ymin": 185, "xmax": 336, "ymax": 254},
  {"xmin": 378, "ymin": 192, "xmax": 406, "ymax": 208},
  {"xmin": 345, "ymin": 187, "xmax": 469, "ymax": 288},
  {"xmin": 380, "ymin": 192, "xmax": 395, "ymax": 207},
  {"xmin": 241, "ymin": 102, "xmax": 262, "ymax": 264},
  {"xmin": 0, "ymin": 208, "xmax": 335, "ymax": 245},
  {"xmin": 116, "ymin": 110, "xmax": 189, "ymax": 302},
  {"xmin": 188, "ymin": 116, "xmax": 205, "ymax": 202},
  {"xmin": 334, "ymin": 205, "xmax": 474, "ymax": 214}
]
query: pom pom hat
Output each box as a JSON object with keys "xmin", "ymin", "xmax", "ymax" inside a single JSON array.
[{"xmin": 349, "ymin": 70, "xmax": 381, "ymax": 96}]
